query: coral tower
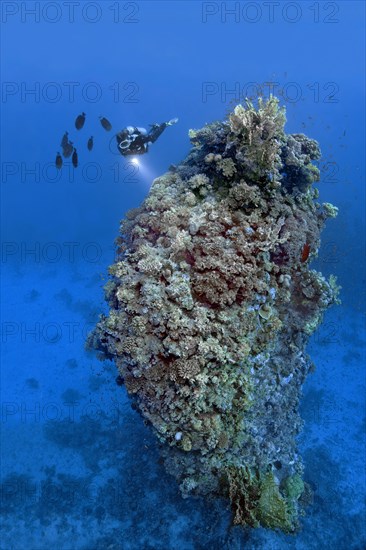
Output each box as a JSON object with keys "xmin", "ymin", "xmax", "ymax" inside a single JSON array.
[{"xmin": 88, "ymin": 97, "xmax": 339, "ymax": 532}]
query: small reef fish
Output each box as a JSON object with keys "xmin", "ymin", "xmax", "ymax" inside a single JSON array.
[
  {"xmin": 60, "ymin": 131, "xmax": 69, "ymax": 148},
  {"xmin": 99, "ymin": 116, "xmax": 112, "ymax": 131},
  {"xmin": 55, "ymin": 152, "xmax": 63, "ymax": 169},
  {"xmin": 62, "ymin": 140, "xmax": 74, "ymax": 158},
  {"xmin": 75, "ymin": 112, "xmax": 86, "ymax": 130},
  {"xmin": 301, "ymin": 243, "xmax": 311, "ymax": 263},
  {"xmin": 115, "ymin": 375, "xmax": 125, "ymax": 386},
  {"xmin": 87, "ymin": 136, "xmax": 94, "ymax": 151},
  {"xmin": 72, "ymin": 148, "xmax": 78, "ymax": 168}
]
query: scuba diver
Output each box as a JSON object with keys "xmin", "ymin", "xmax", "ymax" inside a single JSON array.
[{"xmin": 116, "ymin": 118, "xmax": 178, "ymax": 156}]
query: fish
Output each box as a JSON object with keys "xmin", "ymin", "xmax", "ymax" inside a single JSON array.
[
  {"xmin": 62, "ymin": 140, "xmax": 74, "ymax": 158},
  {"xmin": 115, "ymin": 375, "xmax": 124, "ymax": 386},
  {"xmin": 99, "ymin": 116, "xmax": 112, "ymax": 131},
  {"xmin": 55, "ymin": 152, "xmax": 63, "ymax": 169},
  {"xmin": 87, "ymin": 136, "xmax": 94, "ymax": 151},
  {"xmin": 301, "ymin": 243, "xmax": 310, "ymax": 263},
  {"xmin": 60, "ymin": 131, "xmax": 69, "ymax": 148},
  {"xmin": 75, "ymin": 112, "xmax": 86, "ymax": 130},
  {"xmin": 72, "ymin": 148, "xmax": 78, "ymax": 168}
]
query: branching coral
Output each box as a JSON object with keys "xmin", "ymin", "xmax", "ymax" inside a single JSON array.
[{"xmin": 88, "ymin": 96, "xmax": 340, "ymax": 533}]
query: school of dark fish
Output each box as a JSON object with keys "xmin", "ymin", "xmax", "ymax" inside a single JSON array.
[{"xmin": 55, "ymin": 113, "xmax": 112, "ymax": 169}]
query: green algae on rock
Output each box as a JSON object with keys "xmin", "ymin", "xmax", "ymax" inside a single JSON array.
[{"xmin": 87, "ymin": 96, "xmax": 340, "ymax": 533}]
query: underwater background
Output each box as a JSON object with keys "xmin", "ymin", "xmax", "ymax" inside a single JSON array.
[{"xmin": 1, "ymin": 1, "xmax": 365, "ymax": 548}]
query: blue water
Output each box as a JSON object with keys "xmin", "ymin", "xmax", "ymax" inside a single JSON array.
[{"xmin": 1, "ymin": 1, "xmax": 365, "ymax": 548}]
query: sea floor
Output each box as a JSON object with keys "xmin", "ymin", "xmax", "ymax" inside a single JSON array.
[{"xmin": 1, "ymin": 260, "xmax": 365, "ymax": 550}]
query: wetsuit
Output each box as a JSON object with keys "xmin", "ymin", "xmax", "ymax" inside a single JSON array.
[{"xmin": 116, "ymin": 120, "xmax": 176, "ymax": 156}]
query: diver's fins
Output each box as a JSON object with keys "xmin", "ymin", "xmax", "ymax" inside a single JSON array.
[{"xmin": 167, "ymin": 118, "xmax": 178, "ymax": 126}]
